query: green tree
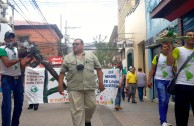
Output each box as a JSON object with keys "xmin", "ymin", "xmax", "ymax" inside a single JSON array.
[{"xmin": 93, "ymin": 35, "xmax": 118, "ymax": 68}]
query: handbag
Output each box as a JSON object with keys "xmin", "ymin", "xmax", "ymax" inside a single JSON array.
[{"xmin": 167, "ymin": 51, "xmax": 194, "ymax": 95}]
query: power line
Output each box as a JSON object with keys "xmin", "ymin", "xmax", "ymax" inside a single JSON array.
[
  {"xmin": 29, "ymin": 0, "xmax": 60, "ymax": 42},
  {"xmin": 9, "ymin": 0, "xmax": 61, "ymax": 42},
  {"xmin": 18, "ymin": 0, "xmax": 29, "ymax": 11}
]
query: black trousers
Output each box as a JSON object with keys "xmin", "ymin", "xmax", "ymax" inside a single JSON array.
[{"xmin": 175, "ymin": 84, "xmax": 194, "ymax": 126}]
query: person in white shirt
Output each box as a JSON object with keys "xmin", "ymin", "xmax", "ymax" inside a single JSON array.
[
  {"xmin": 0, "ymin": 31, "xmax": 29, "ymax": 126},
  {"xmin": 167, "ymin": 30, "xmax": 194, "ymax": 126}
]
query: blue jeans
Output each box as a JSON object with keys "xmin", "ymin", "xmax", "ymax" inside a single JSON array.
[
  {"xmin": 1, "ymin": 75, "xmax": 24, "ymax": 126},
  {"xmin": 115, "ymin": 88, "xmax": 122, "ymax": 106},
  {"xmin": 137, "ymin": 87, "xmax": 144, "ymax": 101},
  {"xmin": 155, "ymin": 79, "xmax": 171, "ymax": 125},
  {"xmin": 122, "ymin": 82, "xmax": 126, "ymax": 100}
]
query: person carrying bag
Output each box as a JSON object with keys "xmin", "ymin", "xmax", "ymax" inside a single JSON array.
[{"xmin": 167, "ymin": 51, "xmax": 194, "ymax": 95}]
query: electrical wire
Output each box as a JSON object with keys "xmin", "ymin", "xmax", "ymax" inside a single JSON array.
[
  {"xmin": 9, "ymin": 0, "xmax": 60, "ymax": 42},
  {"xmin": 8, "ymin": 0, "xmax": 118, "ymax": 53},
  {"xmin": 30, "ymin": 0, "xmax": 59, "ymax": 41},
  {"xmin": 18, "ymin": 0, "xmax": 29, "ymax": 11},
  {"xmin": 10, "ymin": 0, "xmax": 118, "ymax": 7}
]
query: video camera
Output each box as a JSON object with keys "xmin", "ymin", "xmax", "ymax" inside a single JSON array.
[{"xmin": 17, "ymin": 41, "xmax": 43, "ymax": 68}]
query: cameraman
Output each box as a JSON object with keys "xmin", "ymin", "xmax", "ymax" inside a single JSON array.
[
  {"xmin": 0, "ymin": 31, "xmax": 30, "ymax": 126},
  {"xmin": 58, "ymin": 38, "xmax": 105, "ymax": 126}
]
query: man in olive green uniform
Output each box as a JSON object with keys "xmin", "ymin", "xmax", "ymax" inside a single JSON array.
[{"xmin": 58, "ymin": 38, "xmax": 105, "ymax": 126}]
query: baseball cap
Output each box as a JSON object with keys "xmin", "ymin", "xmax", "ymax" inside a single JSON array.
[{"xmin": 4, "ymin": 31, "xmax": 15, "ymax": 39}]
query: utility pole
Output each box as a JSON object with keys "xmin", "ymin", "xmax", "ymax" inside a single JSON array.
[
  {"xmin": 7, "ymin": 1, "xmax": 15, "ymax": 31},
  {"xmin": 0, "ymin": 1, "xmax": 8, "ymax": 23},
  {"xmin": 64, "ymin": 20, "xmax": 80, "ymax": 45},
  {"xmin": 63, "ymin": 20, "xmax": 80, "ymax": 55}
]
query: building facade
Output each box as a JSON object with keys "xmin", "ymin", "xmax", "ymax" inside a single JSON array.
[
  {"xmin": 117, "ymin": 0, "xmax": 148, "ymax": 97},
  {"xmin": 14, "ymin": 21, "xmax": 63, "ymax": 59},
  {"xmin": 117, "ymin": 0, "xmax": 147, "ymax": 71}
]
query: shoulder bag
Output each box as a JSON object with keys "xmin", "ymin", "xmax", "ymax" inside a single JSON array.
[{"xmin": 167, "ymin": 51, "xmax": 194, "ymax": 95}]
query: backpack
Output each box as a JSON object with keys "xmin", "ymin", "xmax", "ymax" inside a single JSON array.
[
  {"xmin": 155, "ymin": 53, "xmax": 160, "ymax": 70},
  {"xmin": 155, "ymin": 53, "xmax": 176, "ymax": 75}
]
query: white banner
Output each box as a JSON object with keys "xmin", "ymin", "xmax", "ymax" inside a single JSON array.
[
  {"xmin": 25, "ymin": 68, "xmax": 45, "ymax": 104},
  {"xmin": 25, "ymin": 67, "xmax": 119, "ymax": 107},
  {"xmin": 96, "ymin": 69, "xmax": 119, "ymax": 107}
]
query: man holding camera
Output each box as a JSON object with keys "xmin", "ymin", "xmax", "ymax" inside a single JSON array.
[{"xmin": 58, "ymin": 38, "xmax": 105, "ymax": 126}]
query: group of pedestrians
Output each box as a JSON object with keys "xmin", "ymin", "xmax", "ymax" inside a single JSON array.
[
  {"xmin": 147, "ymin": 29, "xmax": 194, "ymax": 126},
  {"xmin": 1, "ymin": 29, "xmax": 194, "ymax": 126},
  {"xmin": 1, "ymin": 36, "xmax": 104, "ymax": 126},
  {"xmin": 113, "ymin": 30, "xmax": 194, "ymax": 126},
  {"xmin": 114, "ymin": 63, "xmax": 147, "ymax": 111}
]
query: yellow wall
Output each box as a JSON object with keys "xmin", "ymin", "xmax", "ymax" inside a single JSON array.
[
  {"xmin": 118, "ymin": 0, "xmax": 134, "ymax": 39},
  {"xmin": 125, "ymin": 0, "xmax": 147, "ymax": 71},
  {"xmin": 117, "ymin": 0, "xmax": 150, "ymax": 100}
]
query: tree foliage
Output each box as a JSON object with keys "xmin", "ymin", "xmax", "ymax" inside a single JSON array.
[{"xmin": 93, "ymin": 35, "xmax": 118, "ymax": 68}]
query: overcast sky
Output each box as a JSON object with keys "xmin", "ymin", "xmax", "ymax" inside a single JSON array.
[{"xmin": 8, "ymin": 0, "xmax": 118, "ymax": 43}]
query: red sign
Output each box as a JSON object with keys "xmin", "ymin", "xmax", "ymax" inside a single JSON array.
[{"xmin": 48, "ymin": 56, "xmax": 63, "ymax": 65}]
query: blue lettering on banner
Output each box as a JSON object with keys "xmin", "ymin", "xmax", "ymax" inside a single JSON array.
[
  {"xmin": 104, "ymin": 84, "xmax": 118, "ymax": 88},
  {"xmin": 108, "ymin": 70, "xmax": 113, "ymax": 74},
  {"xmin": 104, "ymin": 75, "xmax": 116, "ymax": 78},
  {"xmin": 104, "ymin": 80, "xmax": 108, "ymax": 83},
  {"xmin": 104, "ymin": 80, "xmax": 119, "ymax": 84},
  {"xmin": 109, "ymin": 80, "xmax": 119, "ymax": 83}
]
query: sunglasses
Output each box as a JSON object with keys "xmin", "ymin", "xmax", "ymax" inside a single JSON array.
[{"xmin": 72, "ymin": 43, "xmax": 81, "ymax": 46}]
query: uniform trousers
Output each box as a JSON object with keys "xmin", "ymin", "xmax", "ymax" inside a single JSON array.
[{"xmin": 68, "ymin": 90, "xmax": 96, "ymax": 126}]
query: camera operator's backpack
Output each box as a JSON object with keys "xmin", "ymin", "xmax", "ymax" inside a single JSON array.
[
  {"xmin": 153, "ymin": 54, "xmax": 160, "ymax": 79},
  {"xmin": 155, "ymin": 53, "xmax": 176, "ymax": 75}
]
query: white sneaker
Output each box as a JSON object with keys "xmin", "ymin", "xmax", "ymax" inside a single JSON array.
[
  {"xmin": 162, "ymin": 122, "xmax": 172, "ymax": 126},
  {"xmin": 162, "ymin": 122, "xmax": 168, "ymax": 126},
  {"xmin": 167, "ymin": 123, "xmax": 172, "ymax": 126}
]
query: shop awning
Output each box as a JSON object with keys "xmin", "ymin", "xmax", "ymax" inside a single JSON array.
[{"xmin": 151, "ymin": 0, "xmax": 194, "ymax": 21}]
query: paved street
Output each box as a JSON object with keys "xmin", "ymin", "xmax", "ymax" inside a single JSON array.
[{"xmin": 0, "ymin": 95, "xmax": 194, "ymax": 126}]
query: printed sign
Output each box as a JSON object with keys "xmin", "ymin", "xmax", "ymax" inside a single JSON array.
[
  {"xmin": 48, "ymin": 56, "xmax": 63, "ymax": 65},
  {"xmin": 96, "ymin": 69, "xmax": 119, "ymax": 107},
  {"xmin": 25, "ymin": 67, "xmax": 119, "ymax": 107}
]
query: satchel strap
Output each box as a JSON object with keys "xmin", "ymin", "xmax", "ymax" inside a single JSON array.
[{"xmin": 175, "ymin": 51, "xmax": 194, "ymax": 77}]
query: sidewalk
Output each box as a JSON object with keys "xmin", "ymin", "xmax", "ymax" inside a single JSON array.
[{"xmin": 0, "ymin": 95, "xmax": 194, "ymax": 126}]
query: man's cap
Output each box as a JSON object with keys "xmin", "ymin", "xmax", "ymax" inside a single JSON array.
[{"xmin": 4, "ymin": 31, "xmax": 15, "ymax": 39}]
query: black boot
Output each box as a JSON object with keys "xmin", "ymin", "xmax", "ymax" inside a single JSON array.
[
  {"xmin": 28, "ymin": 104, "xmax": 33, "ymax": 109},
  {"xmin": 34, "ymin": 104, "xmax": 39, "ymax": 110},
  {"xmin": 85, "ymin": 122, "xmax": 91, "ymax": 126}
]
